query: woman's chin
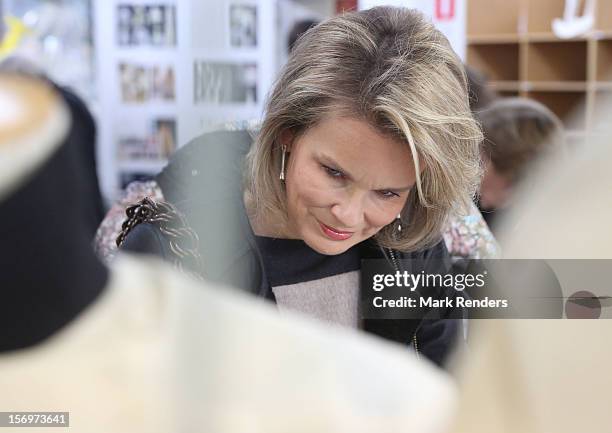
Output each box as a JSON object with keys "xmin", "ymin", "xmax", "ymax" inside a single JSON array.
[{"xmin": 302, "ymin": 232, "xmax": 354, "ymax": 256}]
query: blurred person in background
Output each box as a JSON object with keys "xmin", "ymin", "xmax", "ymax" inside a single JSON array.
[
  {"xmin": 98, "ymin": 6, "xmax": 484, "ymax": 367},
  {"xmin": 442, "ymin": 65, "xmax": 500, "ymax": 260},
  {"xmin": 465, "ymin": 65, "xmax": 499, "ymax": 114},
  {"xmin": 450, "ymin": 102, "xmax": 612, "ymax": 433},
  {"xmin": 476, "ymin": 97, "xmax": 565, "ymax": 234},
  {"xmin": 287, "ymin": 18, "xmax": 319, "ymax": 53}
]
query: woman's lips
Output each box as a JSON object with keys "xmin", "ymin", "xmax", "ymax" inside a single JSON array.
[{"xmin": 318, "ymin": 221, "xmax": 354, "ymax": 241}]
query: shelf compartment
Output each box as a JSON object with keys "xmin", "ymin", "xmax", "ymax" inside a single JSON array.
[
  {"xmin": 527, "ymin": 0, "xmax": 566, "ymax": 34},
  {"xmin": 467, "ymin": 44, "xmax": 520, "ymax": 81},
  {"xmin": 596, "ymin": 39, "xmax": 612, "ymax": 81},
  {"xmin": 596, "ymin": 0, "xmax": 612, "ymax": 31},
  {"xmin": 468, "ymin": 0, "xmax": 521, "ymax": 36},
  {"xmin": 526, "ymin": 41, "xmax": 587, "ymax": 81},
  {"xmin": 527, "ymin": 91, "xmax": 587, "ymax": 130},
  {"xmin": 498, "ymin": 90, "xmax": 520, "ymax": 98}
]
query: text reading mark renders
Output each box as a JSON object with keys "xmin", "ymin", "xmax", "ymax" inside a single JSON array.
[{"xmin": 373, "ymin": 296, "xmax": 509, "ymax": 309}]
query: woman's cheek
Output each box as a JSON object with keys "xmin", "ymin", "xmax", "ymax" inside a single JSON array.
[
  {"xmin": 296, "ymin": 168, "xmax": 339, "ymax": 207},
  {"xmin": 300, "ymin": 183, "xmax": 340, "ymax": 208},
  {"xmin": 364, "ymin": 205, "xmax": 399, "ymax": 231}
]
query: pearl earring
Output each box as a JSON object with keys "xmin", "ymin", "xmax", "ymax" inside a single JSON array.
[{"xmin": 396, "ymin": 213, "xmax": 402, "ymax": 232}]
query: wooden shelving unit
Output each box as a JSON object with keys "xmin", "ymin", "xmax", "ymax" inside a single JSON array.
[{"xmin": 467, "ymin": 0, "xmax": 612, "ymax": 144}]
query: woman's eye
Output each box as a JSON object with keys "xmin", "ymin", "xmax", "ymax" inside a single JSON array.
[
  {"xmin": 378, "ymin": 190, "xmax": 400, "ymax": 199},
  {"xmin": 323, "ymin": 165, "xmax": 344, "ymax": 179}
]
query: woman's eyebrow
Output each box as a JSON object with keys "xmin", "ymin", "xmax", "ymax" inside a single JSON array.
[
  {"xmin": 383, "ymin": 185, "xmax": 413, "ymax": 193},
  {"xmin": 319, "ymin": 154, "xmax": 413, "ymax": 192},
  {"xmin": 319, "ymin": 154, "xmax": 355, "ymax": 181}
]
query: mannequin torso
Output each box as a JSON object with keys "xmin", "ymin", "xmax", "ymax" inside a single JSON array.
[{"xmin": 0, "ymin": 74, "xmax": 108, "ymax": 352}]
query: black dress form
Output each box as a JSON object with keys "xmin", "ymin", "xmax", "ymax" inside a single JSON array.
[{"xmin": 0, "ymin": 120, "xmax": 108, "ymax": 352}]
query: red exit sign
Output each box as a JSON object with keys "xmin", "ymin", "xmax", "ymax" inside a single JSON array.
[{"xmin": 435, "ymin": 0, "xmax": 455, "ymax": 20}]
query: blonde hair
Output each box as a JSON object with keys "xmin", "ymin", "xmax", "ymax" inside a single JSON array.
[{"xmin": 245, "ymin": 6, "xmax": 482, "ymax": 252}]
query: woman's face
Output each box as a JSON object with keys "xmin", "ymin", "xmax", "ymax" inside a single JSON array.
[{"xmin": 283, "ymin": 115, "xmax": 417, "ymax": 255}]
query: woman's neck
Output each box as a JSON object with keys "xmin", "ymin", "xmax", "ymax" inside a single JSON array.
[{"xmin": 243, "ymin": 190, "xmax": 298, "ymax": 239}]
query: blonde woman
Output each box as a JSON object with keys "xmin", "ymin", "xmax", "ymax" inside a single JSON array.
[{"xmin": 103, "ymin": 7, "xmax": 483, "ymax": 367}]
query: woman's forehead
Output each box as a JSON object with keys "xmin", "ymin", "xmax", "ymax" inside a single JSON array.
[
  {"xmin": 305, "ymin": 116, "xmax": 408, "ymax": 154},
  {"xmin": 300, "ymin": 115, "xmax": 417, "ymax": 186}
]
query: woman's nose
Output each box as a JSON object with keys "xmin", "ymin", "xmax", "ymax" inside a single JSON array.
[{"xmin": 330, "ymin": 192, "xmax": 365, "ymax": 229}]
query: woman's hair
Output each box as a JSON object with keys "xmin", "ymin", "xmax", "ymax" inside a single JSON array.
[
  {"xmin": 245, "ymin": 6, "xmax": 482, "ymax": 252},
  {"xmin": 480, "ymin": 97, "xmax": 565, "ymax": 182}
]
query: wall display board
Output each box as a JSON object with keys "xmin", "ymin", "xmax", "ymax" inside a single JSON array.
[
  {"xmin": 466, "ymin": 0, "xmax": 612, "ymax": 149},
  {"xmin": 94, "ymin": 0, "xmax": 276, "ymax": 201}
]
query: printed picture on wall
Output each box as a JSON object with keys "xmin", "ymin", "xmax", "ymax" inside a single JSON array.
[
  {"xmin": 117, "ymin": 118, "xmax": 177, "ymax": 161},
  {"xmin": 119, "ymin": 62, "xmax": 175, "ymax": 102},
  {"xmin": 117, "ymin": 4, "xmax": 176, "ymax": 46},
  {"xmin": 193, "ymin": 61, "xmax": 257, "ymax": 104},
  {"xmin": 229, "ymin": 4, "xmax": 257, "ymax": 47}
]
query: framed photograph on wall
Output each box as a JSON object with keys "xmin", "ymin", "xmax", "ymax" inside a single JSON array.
[
  {"xmin": 117, "ymin": 4, "xmax": 177, "ymax": 47},
  {"xmin": 119, "ymin": 62, "xmax": 176, "ymax": 103},
  {"xmin": 229, "ymin": 4, "xmax": 258, "ymax": 48},
  {"xmin": 117, "ymin": 117, "xmax": 177, "ymax": 161},
  {"xmin": 193, "ymin": 61, "xmax": 257, "ymax": 104}
]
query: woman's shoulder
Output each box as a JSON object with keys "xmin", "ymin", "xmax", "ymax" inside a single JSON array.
[
  {"xmin": 163, "ymin": 129, "xmax": 253, "ymax": 174},
  {"xmin": 156, "ymin": 129, "xmax": 254, "ymax": 204}
]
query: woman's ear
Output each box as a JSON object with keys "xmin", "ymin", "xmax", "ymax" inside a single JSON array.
[{"xmin": 280, "ymin": 129, "xmax": 295, "ymax": 151}]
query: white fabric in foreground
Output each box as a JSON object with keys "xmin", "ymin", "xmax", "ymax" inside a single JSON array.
[{"xmin": 0, "ymin": 254, "xmax": 456, "ymax": 433}]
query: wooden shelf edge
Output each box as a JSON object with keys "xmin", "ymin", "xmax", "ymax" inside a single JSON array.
[
  {"xmin": 489, "ymin": 81, "xmax": 521, "ymax": 91},
  {"xmin": 525, "ymin": 32, "xmax": 590, "ymax": 43},
  {"xmin": 592, "ymin": 30, "xmax": 612, "ymax": 40},
  {"xmin": 594, "ymin": 82, "xmax": 612, "ymax": 91},
  {"xmin": 467, "ymin": 34, "xmax": 520, "ymax": 44},
  {"xmin": 524, "ymin": 82, "xmax": 588, "ymax": 92},
  {"xmin": 479, "ymin": 81, "xmax": 591, "ymax": 93},
  {"xmin": 467, "ymin": 32, "xmax": 612, "ymax": 43}
]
